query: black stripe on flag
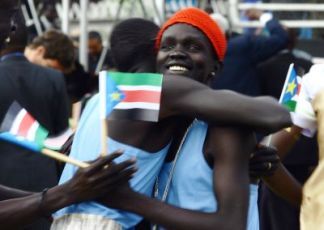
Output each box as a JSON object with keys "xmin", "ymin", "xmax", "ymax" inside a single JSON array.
[
  {"xmin": 108, "ymin": 109, "xmax": 160, "ymax": 122},
  {"xmin": 0, "ymin": 101, "xmax": 22, "ymax": 132}
]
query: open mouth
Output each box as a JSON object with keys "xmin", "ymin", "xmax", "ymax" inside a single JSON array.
[{"xmin": 167, "ymin": 65, "xmax": 190, "ymax": 74}]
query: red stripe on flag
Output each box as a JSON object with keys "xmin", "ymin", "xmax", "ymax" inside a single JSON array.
[
  {"xmin": 17, "ymin": 113, "xmax": 35, "ymax": 137},
  {"xmin": 123, "ymin": 90, "xmax": 161, "ymax": 103}
]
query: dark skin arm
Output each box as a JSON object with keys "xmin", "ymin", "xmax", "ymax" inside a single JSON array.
[
  {"xmin": 101, "ymin": 126, "xmax": 255, "ymax": 230},
  {"xmin": 259, "ymin": 126, "xmax": 303, "ymax": 207},
  {"xmin": 0, "ymin": 152, "xmax": 136, "ymax": 229},
  {"xmin": 160, "ymin": 75, "xmax": 292, "ymax": 135},
  {"xmin": 0, "ymin": 185, "xmax": 33, "ymax": 200}
]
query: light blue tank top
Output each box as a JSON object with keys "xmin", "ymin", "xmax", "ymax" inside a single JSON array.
[
  {"xmin": 54, "ymin": 95, "xmax": 170, "ymax": 229},
  {"xmin": 158, "ymin": 120, "xmax": 259, "ymax": 230}
]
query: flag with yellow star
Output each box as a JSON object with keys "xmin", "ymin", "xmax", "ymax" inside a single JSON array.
[
  {"xmin": 280, "ymin": 64, "xmax": 301, "ymax": 112},
  {"xmin": 99, "ymin": 71, "xmax": 163, "ymax": 122}
]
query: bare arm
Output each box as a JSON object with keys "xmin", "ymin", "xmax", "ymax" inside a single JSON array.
[
  {"xmin": 259, "ymin": 126, "xmax": 303, "ymax": 206},
  {"xmin": 102, "ymin": 126, "xmax": 254, "ymax": 230},
  {"xmin": 160, "ymin": 75, "xmax": 291, "ymax": 134},
  {"xmin": 0, "ymin": 153, "xmax": 136, "ymax": 229},
  {"xmin": 0, "ymin": 185, "xmax": 33, "ymax": 200},
  {"xmin": 262, "ymin": 163, "xmax": 302, "ymax": 206}
]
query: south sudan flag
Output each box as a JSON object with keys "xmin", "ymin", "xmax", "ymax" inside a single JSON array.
[
  {"xmin": 0, "ymin": 102, "xmax": 48, "ymax": 152},
  {"xmin": 99, "ymin": 71, "xmax": 163, "ymax": 122}
]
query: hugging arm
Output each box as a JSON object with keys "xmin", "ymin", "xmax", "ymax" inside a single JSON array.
[
  {"xmin": 160, "ymin": 75, "xmax": 291, "ymax": 134},
  {"xmin": 101, "ymin": 126, "xmax": 254, "ymax": 230}
]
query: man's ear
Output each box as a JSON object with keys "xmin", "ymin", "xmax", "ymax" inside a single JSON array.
[
  {"xmin": 214, "ymin": 61, "xmax": 222, "ymax": 74},
  {"xmin": 36, "ymin": 45, "xmax": 46, "ymax": 57},
  {"xmin": 206, "ymin": 62, "xmax": 223, "ymax": 86}
]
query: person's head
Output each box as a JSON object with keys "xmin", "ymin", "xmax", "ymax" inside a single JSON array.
[
  {"xmin": 110, "ymin": 18, "xmax": 160, "ymax": 73},
  {"xmin": 25, "ymin": 30, "xmax": 75, "ymax": 73},
  {"xmin": 1, "ymin": 9, "xmax": 28, "ymax": 56},
  {"xmin": 155, "ymin": 7, "xmax": 227, "ymax": 84},
  {"xmin": 286, "ymin": 28, "xmax": 299, "ymax": 51},
  {"xmin": 0, "ymin": 0, "xmax": 20, "ymax": 50},
  {"xmin": 88, "ymin": 31, "xmax": 103, "ymax": 57}
]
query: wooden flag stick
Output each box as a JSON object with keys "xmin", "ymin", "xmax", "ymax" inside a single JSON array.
[
  {"xmin": 99, "ymin": 71, "xmax": 108, "ymax": 157},
  {"xmin": 41, "ymin": 148, "xmax": 89, "ymax": 168},
  {"xmin": 100, "ymin": 119, "xmax": 108, "ymax": 157}
]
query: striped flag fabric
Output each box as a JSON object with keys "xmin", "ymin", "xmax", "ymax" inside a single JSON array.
[
  {"xmin": 99, "ymin": 71, "xmax": 163, "ymax": 122},
  {"xmin": 0, "ymin": 102, "xmax": 73, "ymax": 152},
  {"xmin": 0, "ymin": 102, "xmax": 48, "ymax": 152},
  {"xmin": 279, "ymin": 63, "xmax": 302, "ymax": 112}
]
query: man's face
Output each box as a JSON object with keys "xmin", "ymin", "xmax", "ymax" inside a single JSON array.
[
  {"xmin": 156, "ymin": 23, "xmax": 217, "ymax": 84},
  {"xmin": 0, "ymin": 0, "xmax": 19, "ymax": 48},
  {"xmin": 24, "ymin": 46, "xmax": 64, "ymax": 72},
  {"xmin": 88, "ymin": 38, "xmax": 102, "ymax": 57}
]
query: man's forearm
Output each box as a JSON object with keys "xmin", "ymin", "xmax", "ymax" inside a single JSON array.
[
  {"xmin": 262, "ymin": 163, "xmax": 302, "ymax": 207},
  {"xmin": 0, "ymin": 185, "xmax": 33, "ymax": 200},
  {"xmin": 0, "ymin": 183, "xmax": 75, "ymax": 229}
]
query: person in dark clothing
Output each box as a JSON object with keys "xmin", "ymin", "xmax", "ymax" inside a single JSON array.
[
  {"xmin": 0, "ymin": 9, "xmax": 69, "ymax": 230},
  {"xmin": 25, "ymin": 30, "xmax": 92, "ymax": 104},
  {"xmin": 212, "ymin": 9, "xmax": 289, "ymax": 96},
  {"xmin": 257, "ymin": 28, "xmax": 318, "ymax": 230},
  {"xmin": 0, "ymin": 3, "xmax": 136, "ymax": 229}
]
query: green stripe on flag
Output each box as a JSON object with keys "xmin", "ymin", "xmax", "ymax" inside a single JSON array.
[
  {"xmin": 109, "ymin": 72, "xmax": 163, "ymax": 87},
  {"xmin": 34, "ymin": 125, "xmax": 49, "ymax": 148},
  {"xmin": 283, "ymin": 100, "xmax": 297, "ymax": 112}
]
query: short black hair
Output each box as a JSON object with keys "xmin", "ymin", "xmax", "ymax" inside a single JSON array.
[
  {"xmin": 109, "ymin": 18, "xmax": 160, "ymax": 72},
  {"xmin": 88, "ymin": 31, "xmax": 102, "ymax": 43}
]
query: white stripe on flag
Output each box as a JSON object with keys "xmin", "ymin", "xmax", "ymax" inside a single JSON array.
[
  {"xmin": 27, "ymin": 122, "xmax": 39, "ymax": 141},
  {"xmin": 118, "ymin": 85, "xmax": 162, "ymax": 92},
  {"xmin": 114, "ymin": 102, "xmax": 160, "ymax": 110},
  {"xmin": 10, "ymin": 110, "xmax": 27, "ymax": 135}
]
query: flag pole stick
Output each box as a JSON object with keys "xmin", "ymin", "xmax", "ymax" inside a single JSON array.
[
  {"xmin": 99, "ymin": 71, "xmax": 108, "ymax": 156},
  {"xmin": 100, "ymin": 119, "xmax": 108, "ymax": 157},
  {"xmin": 41, "ymin": 148, "xmax": 89, "ymax": 168}
]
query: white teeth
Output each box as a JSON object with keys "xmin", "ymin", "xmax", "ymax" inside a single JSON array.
[{"xmin": 169, "ymin": 65, "xmax": 188, "ymax": 71}]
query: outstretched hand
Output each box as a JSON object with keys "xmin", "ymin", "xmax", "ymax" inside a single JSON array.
[
  {"xmin": 64, "ymin": 151, "xmax": 137, "ymax": 204},
  {"xmin": 249, "ymin": 144, "xmax": 280, "ymax": 179}
]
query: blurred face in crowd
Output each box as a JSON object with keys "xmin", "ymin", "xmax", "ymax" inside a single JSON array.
[
  {"xmin": 88, "ymin": 38, "xmax": 102, "ymax": 57},
  {"xmin": 0, "ymin": 0, "xmax": 20, "ymax": 49},
  {"xmin": 156, "ymin": 23, "xmax": 218, "ymax": 84},
  {"xmin": 24, "ymin": 46, "xmax": 65, "ymax": 72}
]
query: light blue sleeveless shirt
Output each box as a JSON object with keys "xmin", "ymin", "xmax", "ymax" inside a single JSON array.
[
  {"xmin": 158, "ymin": 120, "xmax": 259, "ymax": 230},
  {"xmin": 54, "ymin": 95, "xmax": 170, "ymax": 229}
]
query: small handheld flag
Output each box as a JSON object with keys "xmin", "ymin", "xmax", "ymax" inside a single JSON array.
[
  {"xmin": 0, "ymin": 102, "xmax": 48, "ymax": 152},
  {"xmin": 98, "ymin": 71, "xmax": 163, "ymax": 156},
  {"xmin": 278, "ymin": 63, "xmax": 316, "ymax": 138},
  {"xmin": 100, "ymin": 71, "xmax": 163, "ymax": 122},
  {"xmin": 0, "ymin": 102, "xmax": 88, "ymax": 168},
  {"xmin": 279, "ymin": 63, "xmax": 301, "ymax": 111}
]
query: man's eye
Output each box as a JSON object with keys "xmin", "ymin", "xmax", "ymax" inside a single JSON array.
[
  {"xmin": 161, "ymin": 43, "xmax": 175, "ymax": 50},
  {"xmin": 188, "ymin": 44, "xmax": 201, "ymax": 51}
]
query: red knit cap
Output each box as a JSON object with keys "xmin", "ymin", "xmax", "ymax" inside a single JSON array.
[{"xmin": 156, "ymin": 7, "xmax": 227, "ymax": 61}]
